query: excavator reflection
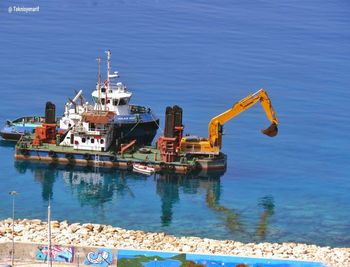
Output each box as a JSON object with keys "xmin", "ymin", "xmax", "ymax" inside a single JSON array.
[
  {"xmin": 156, "ymin": 173, "xmax": 275, "ymax": 241},
  {"xmin": 14, "ymin": 161, "xmax": 274, "ymax": 241}
]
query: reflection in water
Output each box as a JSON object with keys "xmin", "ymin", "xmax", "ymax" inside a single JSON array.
[
  {"xmin": 15, "ymin": 161, "xmax": 143, "ymax": 208},
  {"xmin": 14, "ymin": 161, "xmax": 274, "ymax": 240},
  {"xmin": 63, "ymin": 169, "xmax": 140, "ymax": 207},
  {"xmin": 156, "ymin": 172, "xmax": 223, "ymax": 227},
  {"xmin": 63, "ymin": 170, "xmax": 114, "ymax": 207},
  {"xmin": 255, "ymin": 195, "xmax": 275, "ymax": 241},
  {"xmin": 34, "ymin": 166, "xmax": 56, "ymax": 201},
  {"xmin": 156, "ymin": 175, "xmax": 180, "ymax": 227},
  {"xmin": 15, "ymin": 161, "xmax": 57, "ymax": 201},
  {"xmin": 0, "ymin": 140, "xmax": 16, "ymax": 148},
  {"xmin": 206, "ymin": 187, "xmax": 245, "ymax": 233}
]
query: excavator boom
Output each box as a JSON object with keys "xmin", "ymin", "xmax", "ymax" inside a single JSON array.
[
  {"xmin": 180, "ymin": 88, "xmax": 279, "ymax": 155},
  {"xmin": 209, "ymin": 89, "xmax": 279, "ymax": 149}
]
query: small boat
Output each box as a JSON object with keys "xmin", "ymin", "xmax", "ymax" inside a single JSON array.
[
  {"xmin": 0, "ymin": 116, "xmax": 45, "ymax": 141},
  {"xmin": 133, "ymin": 163, "xmax": 155, "ymax": 175}
]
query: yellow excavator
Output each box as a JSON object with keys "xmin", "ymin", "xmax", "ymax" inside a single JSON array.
[{"xmin": 179, "ymin": 89, "xmax": 279, "ymax": 155}]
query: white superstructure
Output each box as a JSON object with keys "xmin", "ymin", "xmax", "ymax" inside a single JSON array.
[
  {"xmin": 59, "ymin": 90, "xmax": 93, "ymax": 130},
  {"xmin": 59, "ymin": 108, "xmax": 114, "ymax": 152},
  {"xmin": 57, "ymin": 49, "xmax": 158, "ymax": 152},
  {"xmin": 91, "ymin": 50, "xmax": 133, "ymax": 115}
]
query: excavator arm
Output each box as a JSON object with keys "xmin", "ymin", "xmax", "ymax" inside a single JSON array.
[
  {"xmin": 209, "ymin": 89, "xmax": 279, "ymax": 149},
  {"xmin": 179, "ymin": 88, "xmax": 279, "ymax": 155}
]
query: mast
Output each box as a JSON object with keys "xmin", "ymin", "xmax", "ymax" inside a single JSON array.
[
  {"xmin": 106, "ymin": 50, "xmax": 111, "ymax": 89},
  {"xmin": 96, "ymin": 57, "xmax": 101, "ymax": 112},
  {"xmin": 105, "ymin": 50, "xmax": 111, "ymax": 111}
]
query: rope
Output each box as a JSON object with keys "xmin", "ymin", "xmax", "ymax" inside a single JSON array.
[
  {"xmin": 150, "ymin": 112, "xmax": 163, "ymax": 134},
  {"xmin": 122, "ymin": 111, "xmax": 162, "ymax": 139},
  {"xmin": 122, "ymin": 120, "xmax": 141, "ymax": 138}
]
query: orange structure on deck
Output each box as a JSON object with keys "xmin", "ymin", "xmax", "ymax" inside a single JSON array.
[
  {"xmin": 82, "ymin": 111, "xmax": 115, "ymax": 124},
  {"xmin": 32, "ymin": 123, "xmax": 57, "ymax": 145},
  {"xmin": 157, "ymin": 105, "xmax": 183, "ymax": 162}
]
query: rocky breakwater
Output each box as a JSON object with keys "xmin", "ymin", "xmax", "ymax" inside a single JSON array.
[{"xmin": 0, "ymin": 218, "xmax": 349, "ymax": 267}]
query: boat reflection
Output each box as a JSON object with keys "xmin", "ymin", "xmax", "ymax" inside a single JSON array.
[
  {"xmin": 156, "ymin": 171, "xmax": 223, "ymax": 227},
  {"xmin": 0, "ymin": 139, "xmax": 16, "ymax": 148},
  {"xmin": 156, "ymin": 173, "xmax": 275, "ymax": 241},
  {"xmin": 14, "ymin": 161, "xmax": 274, "ymax": 240}
]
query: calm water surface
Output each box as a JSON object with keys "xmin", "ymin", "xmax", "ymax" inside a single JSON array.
[{"xmin": 0, "ymin": 0, "xmax": 349, "ymax": 247}]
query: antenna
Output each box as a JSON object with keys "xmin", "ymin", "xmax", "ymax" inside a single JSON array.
[
  {"xmin": 97, "ymin": 57, "xmax": 101, "ymax": 85},
  {"xmin": 105, "ymin": 49, "xmax": 111, "ymax": 91}
]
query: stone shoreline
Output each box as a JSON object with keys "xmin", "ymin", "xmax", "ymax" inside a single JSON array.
[{"xmin": 0, "ymin": 219, "xmax": 349, "ymax": 266}]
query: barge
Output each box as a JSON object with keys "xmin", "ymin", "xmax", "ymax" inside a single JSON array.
[
  {"xmin": 15, "ymin": 138, "xmax": 227, "ymax": 174},
  {"xmin": 15, "ymin": 102, "xmax": 227, "ymax": 174},
  {"xmin": 13, "ymin": 52, "xmax": 280, "ymax": 174}
]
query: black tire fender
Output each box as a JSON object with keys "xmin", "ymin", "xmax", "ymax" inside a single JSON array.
[
  {"xmin": 48, "ymin": 150, "xmax": 56, "ymax": 158},
  {"xmin": 84, "ymin": 153, "xmax": 92, "ymax": 160},
  {"xmin": 167, "ymin": 164, "xmax": 175, "ymax": 171},
  {"xmin": 65, "ymin": 153, "xmax": 74, "ymax": 160}
]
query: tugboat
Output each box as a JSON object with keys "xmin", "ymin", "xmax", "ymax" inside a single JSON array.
[
  {"xmin": 2, "ymin": 50, "xmax": 160, "ymax": 146},
  {"xmin": 93, "ymin": 50, "xmax": 159, "ymax": 147}
]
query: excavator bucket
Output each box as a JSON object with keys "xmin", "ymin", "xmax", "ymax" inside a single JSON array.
[{"xmin": 261, "ymin": 123, "xmax": 278, "ymax": 137}]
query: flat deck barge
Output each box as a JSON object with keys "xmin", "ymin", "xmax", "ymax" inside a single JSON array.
[{"xmin": 15, "ymin": 137, "xmax": 227, "ymax": 174}]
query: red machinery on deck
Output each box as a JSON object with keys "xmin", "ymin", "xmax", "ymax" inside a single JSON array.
[
  {"xmin": 32, "ymin": 102, "xmax": 57, "ymax": 146},
  {"xmin": 157, "ymin": 105, "xmax": 183, "ymax": 162}
]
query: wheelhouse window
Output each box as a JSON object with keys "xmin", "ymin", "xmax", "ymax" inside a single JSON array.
[
  {"xmin": 119, "ymin": 97, "xmax": 128, "ymax": 105},
  {"xmin": 113, "ymin": 97, "xmax": 129, "ymax": 106}
]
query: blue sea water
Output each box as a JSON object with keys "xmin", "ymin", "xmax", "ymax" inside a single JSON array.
[{"xmin": 0, "ymin": 0, "xmax": 349, "ymax": 247}]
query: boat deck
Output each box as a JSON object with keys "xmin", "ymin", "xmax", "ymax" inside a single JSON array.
[
  {"xmin": 16, "ymin": 139, "xmax": 197, "ymax": 166},
  {"xmin": 15, "ymin": 137, "xmax": 226, "ymax": 174}
]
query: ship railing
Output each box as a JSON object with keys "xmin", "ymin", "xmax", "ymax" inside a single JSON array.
[{"xmin": 88, "ymin": 129, "xmax": 107, "ymax": 135}]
